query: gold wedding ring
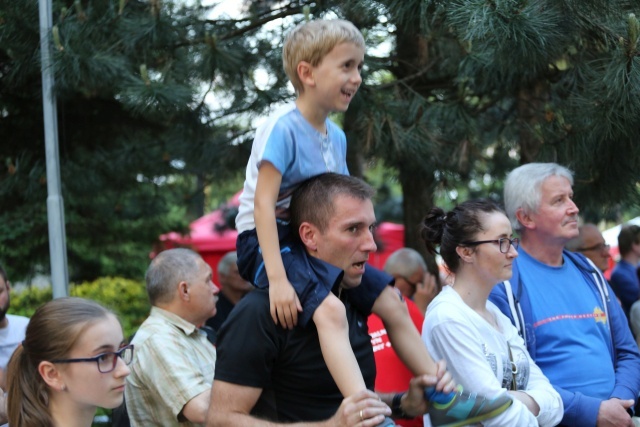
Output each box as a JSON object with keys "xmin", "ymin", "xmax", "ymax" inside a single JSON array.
[{"xmin": 359, "ymin": 409, "xmax": 364, "ymax": 421}]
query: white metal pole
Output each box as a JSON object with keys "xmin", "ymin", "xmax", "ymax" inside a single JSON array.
[{"xmin": 39, "ymin": 0, "xmax": 69, "ymax": 298}]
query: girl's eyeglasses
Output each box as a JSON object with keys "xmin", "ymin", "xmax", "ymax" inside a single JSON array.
[
  {"xmin": 51, "ymin": 344, "xmax": 134, "ymax": 373},
  {"xmin": 461, "ymin": 237, "xmax": 520, "ymax": 254}
]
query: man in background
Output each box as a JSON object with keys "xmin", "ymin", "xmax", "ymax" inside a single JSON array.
[
  {"xmin": 565, "ymin": 223, "xmax": 612, "ymax": 273},
  {"xmin": 206, "ymin": 251, "xmax": 253, "ymax": 332},
  {"xmin": 368, "ymin": 248, "xmax": 437, "ymax": 427},
  {"xmin": 0, "ymin": 264, "xmax": 29, "ymax": 376},
  {"xmin": 0, "ymin": 264, "xmax": 27, "ymax": 425},
  {"xmin": 610, "ymin": 225, "xmax": 640, "ymax": 320},
  {"xmin": 382, "ymin": 248, "xmax": 439, "ymax": 315}
]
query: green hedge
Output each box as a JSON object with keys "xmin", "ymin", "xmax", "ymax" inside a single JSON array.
[{"xmin": 10, "ymin": 277, "xmax": 150, "ymax": 340}]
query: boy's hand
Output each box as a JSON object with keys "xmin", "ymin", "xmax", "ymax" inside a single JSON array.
[
  {"xmin": 269, "ymin": 278, "xmax": 303, "ymax": 329},
  {"xmin": 403, "ymin": 359, "xmax": 455, "ymax": 417}
]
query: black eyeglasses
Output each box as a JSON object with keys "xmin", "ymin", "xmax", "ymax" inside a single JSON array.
[
  {"xmin": 461, "ymin": 237, "xmax": 520, "ymax": 254},
  {"xmin": 577, "ymin": 242, "xmax": 610, "ymax": 253},
  {"xmin": 51, "ymin": 344, "xmax": 134, "ymax": 373}
]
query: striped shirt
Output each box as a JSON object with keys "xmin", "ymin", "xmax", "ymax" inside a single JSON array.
[{"xmin": 126, "ymin": 307, "xmax": 216, "ymax": 426}]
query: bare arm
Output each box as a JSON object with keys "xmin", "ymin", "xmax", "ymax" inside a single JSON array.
[
  {"xmin": 180, "ymin": 388, "xmax": 211, "ymax": 423},
  {"xmin": 254, "ymin": 162, "xmax": 301, "ymax": 329},
  {"xmin": 206, "ymin": 380, "xmax": 391, "ymax": 427},
  {"xmin": 372, "ymin": 286, "xmax": 438, "ymax": 377}
]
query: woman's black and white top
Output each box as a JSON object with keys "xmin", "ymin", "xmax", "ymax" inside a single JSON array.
[{"xmin": 422, "ymin": 286, "xmax": 563, "ymax": 427}]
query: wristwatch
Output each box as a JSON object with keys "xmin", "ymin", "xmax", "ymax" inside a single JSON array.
[{"xmin": 391, "ymin": 392, "xmax": 412, "ymax": 419}]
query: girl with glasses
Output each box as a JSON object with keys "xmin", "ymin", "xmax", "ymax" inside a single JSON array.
[
  {"xmin": 420, "ymin": 199, "xmax": 563, "ymax": 427},
  {"xmin": 4, "ymin": 297, "xmax": 133, "ymax": 427}
]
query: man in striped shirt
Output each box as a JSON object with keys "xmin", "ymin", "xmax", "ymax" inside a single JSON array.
[{"xmin": 126, "ymin": 248, "xmax": 219, "ymax": 427}]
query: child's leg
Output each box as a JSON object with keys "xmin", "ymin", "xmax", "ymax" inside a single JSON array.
[
  {"xmin": 314, "ymin": 293, "xmax": 367, "ymax": 397},
  {"xmin": 373, "ymin": 287, "xmax": 513, "ymax": 426},
  {"xmin": 371, "ymin": 286, "xmax": 438, "ymax": 377}
]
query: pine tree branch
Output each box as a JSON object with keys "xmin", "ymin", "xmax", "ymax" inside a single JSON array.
[
  {"xmin": 374, "ymin": 58, "xmax": 439, "ymax": 91},
  {"xmin": 170, "ymin": 3, "xmax": 307, "ymax": 49},
  {"xmin": 197, "ymin": 80, "xmax": 215, "ymax": 110},
  {"xmin": 212, "ymin": 3, "xmax": 308, "ymax": 41}
]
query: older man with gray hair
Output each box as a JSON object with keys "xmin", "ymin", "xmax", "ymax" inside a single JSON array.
[
  {"xmin": 565, "ymin": 223, "xmax": 612, "ymax": 273},
  {"xmin": 383, "ymin": 248, "xmax": 439, "ymax": 315},
  {"xmin": 126, "ymin": 248, "xmax": 219, "ymax": 426},
  {"xmin": 490, "ymin": 162, "xmax": 640, "ymax": 427},
  {"xmin": 206, "ymin": 251, "xmax": 253, "ymax": 332}
]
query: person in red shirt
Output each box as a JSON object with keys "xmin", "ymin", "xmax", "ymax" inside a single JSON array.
[{"xmin": 369, "ymin": 248, "xmax": 439, "ymax": 427}]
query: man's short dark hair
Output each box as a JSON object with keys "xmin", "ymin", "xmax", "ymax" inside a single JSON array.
[
  {"xmin": 290, "ymin": 173, "xmax": 375, "ymax": 233},
  {"xmin": 618, "ymin": 225, "xmax": 640, "ymax": 257}
]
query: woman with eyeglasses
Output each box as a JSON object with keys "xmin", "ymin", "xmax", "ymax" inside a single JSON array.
[
  {"xmin": 4, "ymin": 297, "xmax": 133, "ymax": 427},
  {"xmin": 420, "ymin": 199, "xmax": 563, "ymax": 427}
]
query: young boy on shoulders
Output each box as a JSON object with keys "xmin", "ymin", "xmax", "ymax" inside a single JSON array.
[{"xmin": 234, "ymin": 19, "xmax": 512, "ymax": 427}]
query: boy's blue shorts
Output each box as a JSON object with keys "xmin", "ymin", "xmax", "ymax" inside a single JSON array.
[{"xmin": 236, "ymin": 222, "xmax": 392, "ymax": 326}]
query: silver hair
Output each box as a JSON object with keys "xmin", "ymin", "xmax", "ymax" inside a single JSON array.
[
  {"xmin": 383, "ymin": 248, "xmax": 427, "ymax": 277},
  {"xmin": 217, "ymin": 251, "xmax": 238, "ymax": 277},
  {"xmin": 504, "ymin": 163, "xmax": 573, "ymax": 232},
  {"xmin": 145, "ymin": 248, "xmax": 201, "ymax": 305}
]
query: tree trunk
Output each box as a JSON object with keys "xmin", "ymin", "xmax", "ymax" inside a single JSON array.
[
  {"xmin": 398, "ymin": 166, "xmax": 440, "ymax": 279},
  {"xmin": 392, "ymin": 19, "xmax": 442, "ymax": 278},
  {"xmin": 517, "ymin": 81, "xmax": 550, "ymax": 164},
  {"xmin": 344, "ymin": 104, "xmax": 365, "ymax": 178}
]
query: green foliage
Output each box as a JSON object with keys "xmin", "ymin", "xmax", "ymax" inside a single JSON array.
[
  {"xmin": 0, "ymin": 0, "xmax": 255, "ymax": 282},
  {"xmin": 10, "ymin": 277, "xmax": 149, "ymax": 339},
  {"xmin": 349, "ymin": 0, "xmax": 640, "ymax": 230},
  {"xmin": 2, "ymin": 0, "xmax": 640, "ymax": 279},
  {"xmin": 9, "ymin": 286, "xmax": 53, "ymax": 318}
]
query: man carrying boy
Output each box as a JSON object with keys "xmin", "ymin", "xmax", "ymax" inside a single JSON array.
[
  {"xmin": 209, "ymin": 173, "xmax": 497, "ymax": 426},
  {"xmin": 233, "ymin": 19, "xmax": 511, "ymax": 426}
]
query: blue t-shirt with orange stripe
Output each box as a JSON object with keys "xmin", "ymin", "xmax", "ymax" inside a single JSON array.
[{"xmin": 517, "ymin": 248, "xmax": 614, "ymax": 399}]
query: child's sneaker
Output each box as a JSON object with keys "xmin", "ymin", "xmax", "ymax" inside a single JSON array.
[{"xmin": 426, "ymin": 385, "xmax": 512, "ymax": 427}]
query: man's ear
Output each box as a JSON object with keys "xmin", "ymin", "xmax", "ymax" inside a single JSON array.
[
  {"xmin": 296, "ymin": 61, "xmax": 316, "ymax": 88},
  {"xmin": 38, "ymin": 361, "xmax": 64, "ymax": 391},
  {"xmin": 455, "ymin": 245, "xmax": 474, "ymax": 263},
  {"xmin": 515, "ymin": 208, "xmax": 535, "ymax": 230},
  {"xmin": 299, "ymin": 222, "xmax": 319, "ymax": 252},
  {"xmin": 178, "ymin": 280, "xmax": 190, "ymax": 302}
]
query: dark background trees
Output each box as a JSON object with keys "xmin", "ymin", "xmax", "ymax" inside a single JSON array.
[{"xmin": 1, "ymin": 0, "xmax": 639, "ymax": 282}]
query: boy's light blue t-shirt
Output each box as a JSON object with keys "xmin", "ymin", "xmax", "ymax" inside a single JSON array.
[
  {"xmin": 236, "ymin": 102, "xmax": 349, "ymax": 233},
  {"xmin": 517, "ymin": 248, "xmax": 614, "ymax": 399}
]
